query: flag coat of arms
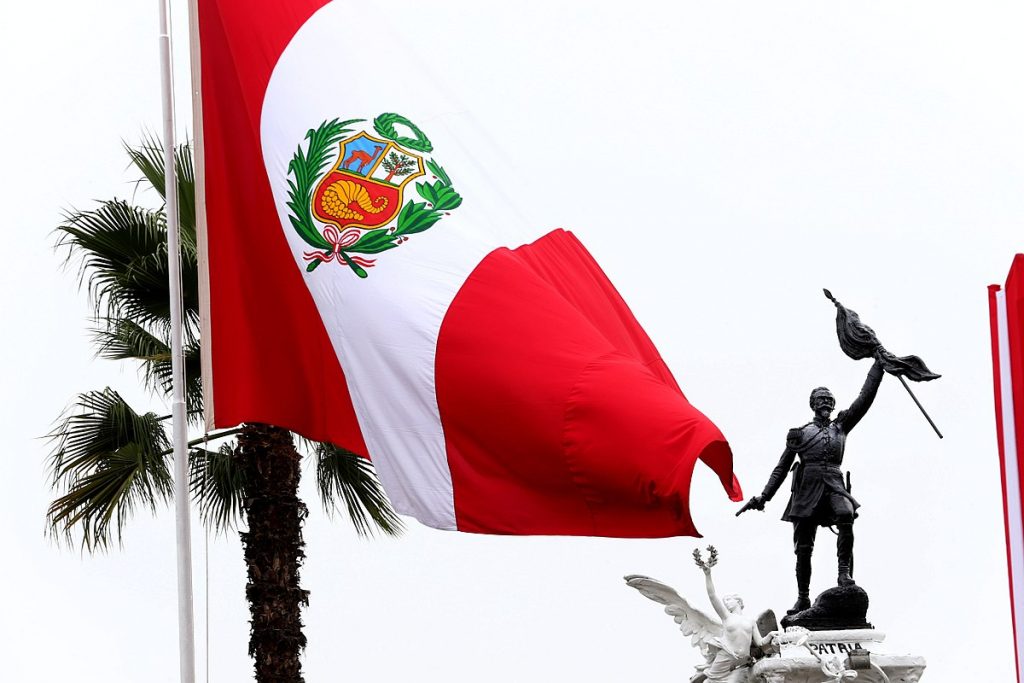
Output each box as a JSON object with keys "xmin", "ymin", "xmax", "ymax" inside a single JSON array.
[{"xmin": 193, "ymin": 0, "xmax": 743, "ymax": 536}]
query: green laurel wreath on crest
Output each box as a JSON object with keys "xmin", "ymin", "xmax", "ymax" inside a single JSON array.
[
  {"xmin": 373, "ymin": 113, "xmax": 433, "ymax": 152},
  {"xmin": 285, "ymin": 114, "xmax": 462, "ymax": 278}
]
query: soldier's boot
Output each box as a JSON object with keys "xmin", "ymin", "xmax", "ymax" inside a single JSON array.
[
  {"xmin": 790, "ymin": 549, "xmax": 813, "ymax": 613},
  {"xmin": 837, "ymin": 522, "xmax": 855, "ymax": 587}
]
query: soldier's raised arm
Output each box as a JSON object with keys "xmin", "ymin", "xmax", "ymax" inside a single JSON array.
[{"xmin": 838, "ymin": 358, "xmax": 885, "ymax": 433}]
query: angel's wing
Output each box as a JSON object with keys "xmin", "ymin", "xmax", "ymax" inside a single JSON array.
[{"xmin": 624, "ymin": 574, "xmax": 722, "ymax": 655}]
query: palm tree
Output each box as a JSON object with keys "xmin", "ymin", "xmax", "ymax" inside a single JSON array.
[{"xmin": 46, "ymin": 137, "xmax": 402, "ymax": 683}]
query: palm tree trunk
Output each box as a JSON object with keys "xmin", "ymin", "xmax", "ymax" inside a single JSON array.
[{"xmin": 236, "ymin": 423, "xmax": 309, "ymax": 682}]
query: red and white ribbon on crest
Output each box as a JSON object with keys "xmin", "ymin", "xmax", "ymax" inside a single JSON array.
[{"xmin": 303, "ymin": 226, "xmax": 375, "ymax": 267}]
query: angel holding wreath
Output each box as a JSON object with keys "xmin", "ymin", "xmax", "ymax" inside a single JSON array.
[{"xmin": 625, "ymin": 547, "xmax": 778, "ymax": 683}]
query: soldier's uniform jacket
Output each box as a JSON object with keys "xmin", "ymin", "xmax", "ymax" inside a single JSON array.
[{"xmin": 760, "ymin": 363, "xmax": 884, "ymax": 526}]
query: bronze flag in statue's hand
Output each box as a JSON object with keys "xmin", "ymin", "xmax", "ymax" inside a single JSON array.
[
  {"xmin": 824, "ymin": 289, "xmax": 942, "ymax": 438},
  {"xmin": 824, "ymin": 289, "xmax": 940, "ymax": 382}
]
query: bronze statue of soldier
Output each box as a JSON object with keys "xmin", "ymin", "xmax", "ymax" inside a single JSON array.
[
  {"xmin": 737, "ymin": 358, "xmax": 885, "ymax": 614},
  {"xmin": 735, "ymin": 291, "xmax": 941, "ymax": 622}
]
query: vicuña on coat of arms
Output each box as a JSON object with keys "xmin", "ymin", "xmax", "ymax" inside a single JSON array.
[{"xmin": 286, "ymin": 113, "xmax": 462, "ymax": 278}]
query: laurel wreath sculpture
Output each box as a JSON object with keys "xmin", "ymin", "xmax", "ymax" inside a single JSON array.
[
  {"xmin": 692, "ymin": 545, "xmax": 719, "ymax": 570},
  {"xmin": 286, "ymin": 114, "xmax": 462, "ymax": 278}
]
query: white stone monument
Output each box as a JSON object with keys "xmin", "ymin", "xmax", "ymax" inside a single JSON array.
[
  {"xmin": 754, "ymin": 628, "xmax": 926, "ymax": 683},
  {"xmin": 625, "ymin": 547, "xmax": 926, "ymax": 683}
]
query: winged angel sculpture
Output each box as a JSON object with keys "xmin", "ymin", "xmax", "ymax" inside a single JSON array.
[{"xmin": 625, "ymin": 547, "xmax": 777, "ymax": 683}]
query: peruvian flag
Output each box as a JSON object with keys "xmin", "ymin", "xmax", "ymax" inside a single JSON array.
[
  {"xmin": 194, "ymin": 0, "xmax": 742, "ymax": 536},
  {"xmin": 990, "ymin": 257, "xmax": 1024, "ymax": 682}
]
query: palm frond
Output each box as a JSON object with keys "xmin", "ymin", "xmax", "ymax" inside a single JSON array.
[
  {"xmin": 126, "ymin": 134, "xmax": 196, "ymax": 234},
  {"xmin": 46, "ymin": 389, "xmax": 172, "ymax": 550},
  {"xmin": 189, "ymin": 443, "xmax": 246, "ymax": 533},
  {"xmin": 93, "ymin": 319, "xmax": 203, "ymax": 418},
  {"xmin": 313, "ymin": 442, "xmax": 403, "ymax": 537},
  {"xmin": 125, "ymin": 136, "xmax": 200, "ymax": 342},
  {"xmin": 182, "ymin": 341, "xmax": 203, "ymax": 419},
  {"xmin": 95, "ymin": 317, "xmax": 170, "ymax": 377},
  {"xmin": 55, "ymin": 199, "xmax": 200, "ymax": 338}
]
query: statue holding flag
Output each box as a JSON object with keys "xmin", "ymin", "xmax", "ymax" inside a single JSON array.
[
  {"xmin": 737, "ymin": 357, "xmax": 883, "ymax": 614},
  {"xmin": 737, "ymin": 290, "xmax": 941, "ymax": 616}
]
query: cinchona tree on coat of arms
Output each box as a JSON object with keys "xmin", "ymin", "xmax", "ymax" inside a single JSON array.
[{"xmin": 286, "ymin": 113, "xmax": 463, "ymax": 278}]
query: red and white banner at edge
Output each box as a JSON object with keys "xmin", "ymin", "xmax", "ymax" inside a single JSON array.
[{"xmin": 989, "ymin": 255, "xmax": 1024, "ymax": 683}]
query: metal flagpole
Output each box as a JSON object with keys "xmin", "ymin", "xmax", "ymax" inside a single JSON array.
[
  {"xmin": 893, "ymin": 374, "xmax": 943, "ymax": 439},
  {"xmin": 158, "ymin": 0, "xmax": 197, "ymax": 681}
]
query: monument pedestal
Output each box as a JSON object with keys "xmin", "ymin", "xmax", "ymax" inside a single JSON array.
[{"xmin": 750, "ymin": 629, "xmax": 926, "ymax": 683}]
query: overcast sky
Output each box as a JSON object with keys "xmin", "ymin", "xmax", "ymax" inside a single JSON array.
[{"xmin": 2, "ymin": 1, "xmax": 1023, "ymax": 681}]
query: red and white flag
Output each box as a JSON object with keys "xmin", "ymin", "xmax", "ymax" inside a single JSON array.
[
  {"xmin": 989, "ymin": 256, "xmax": 1024, "ymax": 681},
  {"xmin": 194, "ymin": 0, "xmax": 743, "ymax": 536}
]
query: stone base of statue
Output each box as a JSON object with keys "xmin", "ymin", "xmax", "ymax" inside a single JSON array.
[
  {"xmin": 751, "ymin": 629, "xmax": 927, "ymax": 683},
  {"xmin": 781, "ymin": 584, "xmax": 872, "ymax": 630}
]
